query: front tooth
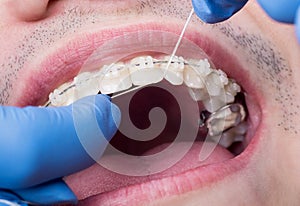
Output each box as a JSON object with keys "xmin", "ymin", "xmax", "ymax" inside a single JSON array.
[
  {"xmin": 74, "ymin": 72, "xmax": 100, "ymax": 100},
  {"xmin": 162, "ymin": 56, "xmax": 185, "ymax": 85},
  {"xmin": 99, "ymin": 63, "xmax": 132, "ymax": 94},
  {"xmin": 129, "ymin": 56, "xmax": 163, "ymax": 86}
]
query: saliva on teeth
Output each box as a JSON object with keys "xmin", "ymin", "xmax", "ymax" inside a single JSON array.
[{"xmin": 47, "ymin": 55, "xmax": 246, "ymax": 149}]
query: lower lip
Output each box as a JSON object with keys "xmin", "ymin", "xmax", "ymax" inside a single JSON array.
[
  {"xmin": 17, "ymin": 23, "xmax": 262, "ymax": 203},
  {"xmin": 66, "ymin": 93, "xmax": 261, "ymax": 205}
]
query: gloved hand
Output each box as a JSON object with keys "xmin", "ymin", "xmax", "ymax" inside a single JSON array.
[
  {"xmin": 191, "ymin": 0, "xmax": 248, "ymax": 23},
  {"xmin": 191, "ymin": 0, "xmax": 300, "ymax": 42},
  {"xmin": 257, "ymin": 0, "xmax": 300, "ymax": 23},
  {"xmin": 0, "ymin": 94, "xmax": 121, "ymax": 205},
  {"xmin": 0, "ymin": 180, "xmax": 77, "ymax": 205},
  {"xmin": 257, "ymin": 0, "xmax": 300, "ymax": 42}
]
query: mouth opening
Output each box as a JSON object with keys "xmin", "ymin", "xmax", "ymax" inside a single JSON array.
[
  {"xmin": 66, "ymin": 62, "xmax": 256, "ymax": 200},
  {"xmin": 109, "ymin": 80, "xmax": 249, "ymax": 158},
  {"xmin": 45, "ymin": 51, "xmax": 255, "ymax": 171},
  {"xmin": 96, "ymin": 50, "xmax": 252, "ymax": 162}
]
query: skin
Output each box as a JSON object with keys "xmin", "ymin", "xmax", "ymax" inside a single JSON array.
[{"xmin": 0, "ymin": 0, "xmax": 299, "ymax": 205}]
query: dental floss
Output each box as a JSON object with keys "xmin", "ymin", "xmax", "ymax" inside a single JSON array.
[
  {"xmin": 163, "ymin": 8, "xmax": 194, "ymax": 77},
  {"xmin": 112, "ymin": 8, "xmax": 194, "ymax": 99}
]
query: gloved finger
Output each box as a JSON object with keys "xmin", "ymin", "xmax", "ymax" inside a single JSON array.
[
  {"xmin": 192, "ymin": 0, "xmax": 248, "ymax": 23},
  {"xmin": 13, "ymin": 179, "xmax": 77, "ymax": 205},
  {"xmin": 257, "ymin": 0, "xmax": 300, "ymax": 23},
  {"xmin": 0, "ymin": 190, "xmax": 25, "ymax": 206},
  {"xmin": 296, "ymin": 5, "xmax": 300, "ymax": 43},
  {"xmin": 0, "ymin": 94, "xmax": 121, "ymax": 190}
]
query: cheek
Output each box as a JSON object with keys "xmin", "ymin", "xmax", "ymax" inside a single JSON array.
[{"xmin": 283, "ymin": 138, "xmax": 300, "ymax": 184}]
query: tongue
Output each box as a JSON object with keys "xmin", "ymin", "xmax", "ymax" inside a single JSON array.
[{"xmin": 65, "ymin": 141, "xmax": 233, "ymax": 200}]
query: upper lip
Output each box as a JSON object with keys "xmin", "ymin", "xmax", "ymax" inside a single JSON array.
[
  {"xmin": 17, "ymin": 22, "xmax": 262, "ymax": 201},
  {"xmin": 16, "ymin": 23, "xmax": 259, "ymax": 107}
]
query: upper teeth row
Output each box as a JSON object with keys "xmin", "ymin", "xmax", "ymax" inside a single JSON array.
[{"xmin": 48, "ymin": 55, "xmax": 241, "ymax": 113}]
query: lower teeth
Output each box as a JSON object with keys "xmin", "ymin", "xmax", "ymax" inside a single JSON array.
[{"xmin": 46, "ymin": 55, "xmax": 248, "ymax": 150}]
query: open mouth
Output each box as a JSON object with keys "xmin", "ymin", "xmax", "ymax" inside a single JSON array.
[{"xmin": 20, "ymin": 25, "xmax": 262, "ymax": 205}]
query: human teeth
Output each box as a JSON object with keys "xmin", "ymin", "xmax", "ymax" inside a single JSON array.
[
  {"xmin": 202, "ymin": 96, "xmax": 227, "ymax": 113},
  {"xmin": 211, "ymin": 132, "xmax": 241, "ymax": 148},
  {"xmin": 129, "ymin": 56, "xmax": 163, "ymax": 86},
  {"xmin": 49, "ymin": 89, "xmax": 66, "ymax": 106},
  {"xmin": 183, "ymin": 59, "xmax": 214, "ymax": 89},
  {"xmin": 48, "ymin": 83, "xmax": 75, "ymax": 106},
  {"xmin": 226, "ymin": 81, "xmax": 241, "ymax": 96},
  {"xmin": 216, "ymin": 69, "xmax": 229, "ymax": 85},
  {"xmin": 223, "ymin": 81, "xmax": 241, "ymax": 103},
  {"xmin": 189, "ymin": 59, "xmax": 212, "ymax": 77},
  {"xmin": 183, "ymin": 65, "xmax": 206, "ymax": 89},
  {"xmin": 74, "ymin": 72, "xmax": 100, "ymax": 100},
  {"xmin": 206, "ymin": 103, "xmax": 246, "ymax": 137},
  {"xmin": 47, "ymin": 55, "xmax": 244, "ymax": 125},
  {"xmin": 229, "ymin": 122, "xmax": 248, "ymax": 135},
  {"xmin": 210, "ymin": 122, "xmax": 248, "ymax": 148},
  {"xmin": 225, "ymin": 92, "xmax": 235, "ymax": 103},
  {"xmin": 162, "ymin": 56, "xmax": 185, "ymax": 85},
  {"xmin": 210, "ymin": 132, "xmax": 236, "ymax": 148},
  {"xmin": 205, "ymin": 72, "xmax": 224, "ymax": 96},
  {"xmin": 99, "ymin": 63, "xmax": 132, "ymax": 94},
  {"xmin": 188, "ymin": 88, "xmax": 209, "ymax": 101},
  {"xmin": 46, "ymin": 55, "xmax": 248, "ymax": 152}
]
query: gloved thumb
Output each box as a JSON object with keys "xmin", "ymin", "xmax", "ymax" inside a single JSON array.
[{"xmin": 0, "ymin": 94, "xmax": 121, "ymax": 189}]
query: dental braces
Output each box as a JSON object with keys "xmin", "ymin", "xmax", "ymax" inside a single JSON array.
[
  {"xmin": 45, "ymin": 58, "xmax": 205, "ymax": 104},
  {"xmin": 44, "ymin": 56, "xmax": 247, "ymax": 147},
  {"xmin": 205, "ymin": 103, "xmax": 246, "ymax": 136},
  {"xmin": 44, "ymin": 57, "xmax": 226, "ymax": 106}
]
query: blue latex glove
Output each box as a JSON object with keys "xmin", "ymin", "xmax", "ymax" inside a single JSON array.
[
  {"xmin": 0, "ymin": 180, "xmax": 76, "ymax": 205},
  {"xmin": 257, "ymin": 0, "xmax": 300, "ymax": 42},
  {"xmin": 0, "ymin": 190, "xmax": 26, "ymax": 206},
  {"xmin": 192, "ymin": 0, "xmax": 300, "ymax": 42},
  {"xmin": 257, "ymin": 0, "xmax": 300, "ymax": 23},
  {"xmin": 0, "ymin": 94, "xmax": 121, "ymax": 205},
  {"xmin": 191, "ymin": 0, "xmax": 248, "ymax": 23}
]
